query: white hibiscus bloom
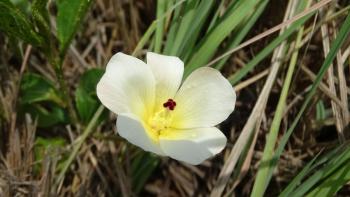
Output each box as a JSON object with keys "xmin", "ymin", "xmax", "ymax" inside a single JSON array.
[{"xmin": 97, "ymin": 52, "xmax": 236, "ymax": 165}]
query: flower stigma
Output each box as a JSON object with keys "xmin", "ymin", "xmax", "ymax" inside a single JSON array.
[{"xmin": 163, "ymin": 99, "xmax": 176, "ymax": 110}]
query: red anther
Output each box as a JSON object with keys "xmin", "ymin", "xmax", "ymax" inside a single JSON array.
[{"xmin": 163, "ymin": 98, "xmax": 176, "ymax": 110}]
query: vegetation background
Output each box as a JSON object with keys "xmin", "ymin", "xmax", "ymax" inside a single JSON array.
[{"xmin": 0, "ymin": 0, "xmax": 350, "ymax": 196}]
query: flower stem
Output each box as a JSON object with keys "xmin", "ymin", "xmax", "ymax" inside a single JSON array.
[
  {"xmin": 50, "ymin": 57, "xmax": 78, "ymax": 124},
  {"xmin": 55, "ymin": 105, "xmax": 104, "ymax": 189}
]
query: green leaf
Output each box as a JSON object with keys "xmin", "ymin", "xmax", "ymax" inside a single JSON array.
[
  {"xmin": 20, "ymin": 73, "xmax": 68, "ymax": 127},
  {"xmin": 75, "ymin": 68, "xmax": 104, "ymax": 123},
  {"xmin": 20, "ymin": 73, "xmax": 64, "ymax": 106},
  {"xmin": 57, "ymin": 0, "xmax": 92, "ymax": 57},
  {"xmin": 34, "ymin": 136, "xmax": 66, "ymax": 161},
  {"xmin": 21, "ymin": 103, "xmax": 68, "ymax": 127},
  {"xmin": 0, "ymin": 0, "xmax": 44, "ymax": 46},
  {"xmin": 34, "ymin": 136, "xmax": 66, "ymax": 173},
  {"xmin": 32, "ymin": 0, "xmax": 51, "ymax": 45},
  {"xmin": 10, "ymin": 0, "xmax": 31, "ymax": 14}
]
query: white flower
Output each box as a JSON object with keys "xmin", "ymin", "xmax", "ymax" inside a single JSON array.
[{"xmin": 97, "ymin": 52, "xmax": 236, "ymax": 165}]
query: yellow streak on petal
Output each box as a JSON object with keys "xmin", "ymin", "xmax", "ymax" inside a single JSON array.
[
  {"xmin": 159, "ymin": 129, "xmax": 186, "ymax": 140},
  {"xmin": 142, "ymin": 123, "xmax": 160, "ymax": 143}
]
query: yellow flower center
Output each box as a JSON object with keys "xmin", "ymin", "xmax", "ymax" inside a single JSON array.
[
  {"xmin": 144, "ymin": 98, "xmax": 177, "ymax": 143},
  {"xmin": 148, "ymin": 109, "xmax": 173, "ymax": 135}
]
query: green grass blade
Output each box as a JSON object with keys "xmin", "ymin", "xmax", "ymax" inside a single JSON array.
[
  {"xmin": 214, "ymin": 0, "xmax": 268, "ymax": 70},
  {"xmin": 168, "ymin": 0, "xmax": 198, "ymax": 56},
  {"xmin": 131, "ymin": 152, "xmax": 159, "ymax": 194},
  {"xmin": 217, "ymin": 0, "xmax": 246, "ymax": 22},
  {"xmin": 132, "ymin": 22, "xmax": 157, "ymax": 56},
  {"xmin": 279, "ymin": 150, "xmax": 326, "ymax": 197},
  {"xmin": 279, "ymin": 160, "xmax": 316, "ymax": 197},
  {"xmin": 154, "ymin": 0, "xmax": 166, "ymax": 53},
  {"xmin": 163, "ymin": 0, "xmax": 182, "ymax": 54},
  {"xmin": 279, "ymin": 157, "xmax": 318, "ymax": 197},
  {"xmin": 316, "ymin": 101, "xmax": 326, "ymax": 121},
  {"xmin": 279, "ymin": 145, "xmax": 347, "ymax": 196},
  {"xmin": 134, "ymin": 0, "xmax": 186, "ymax": 56},
  {"xmin": 185, "ymin": 0, "xmax": 258, "ymax": 77},
  {"xmin": 205, "ymin": 0, "xmax": 231, "ymax": 33},
  {"xmin": 290, "ymin": 145, "xmax": 350, "ymax": 196},
  {"xmin": 279, "ymin": 149, "xmax": 331, "ymax": 197},
  {"xmin": 176, "ymin": 1, "xmax": 215, "ymax": 59},
  {"xmin": 305, "ymin": 161, "xmax": 350, "ymax": 197}
]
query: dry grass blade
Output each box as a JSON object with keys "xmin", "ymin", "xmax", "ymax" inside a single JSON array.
[
  {"xmin": 320, "ymin": 7, "xmax": 345, "ymax": 141},
  {"xmin": 169, "ymin": 163, "xmax": 195, "ymax": 196},
  {"xmin": 301, "ymin": 65, "xmax": 345, "ymax": 108},
  {"xmin": 1, "ymin": 115, "xmax": 39, "ymax": 196},
  {"xmin": 332, "ymin": 21, "xmax": 350, "ymax": 129},
  {"xmin": 69, "ymin": 45, "xmax": 89, "ymax": 68},
  {"xmin": 10, "ymin": 45, "xmax": 32, "ymax": 136},
  {"xmin": 109, "ymin": 142, "xmax": 131, "ymax": 197},
  {"xmin": 39, "ymin": 156, "xmax": 53, "ymax": 196},
  {"xmin": 341, "ymin": 45, "xmax": 350, "ymax": 64},
  {"xmin": 234, "ymin": 69, "xmax": 269, "ymax": 92},
  {"xmin": 225, "ymin": 118, "xmax": 261, "ymax": 196}
]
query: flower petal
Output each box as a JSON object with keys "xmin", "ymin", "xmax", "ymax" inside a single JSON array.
[
  {"xmin": 117, "ymin": 114, "xmax": 164, "ymax": 155},
  {"xmin": 159, "ymin": 127, "xmax": 227, "ymax": 165},
  {"xmin": 97, "ymin": 53, "xmax": 155, "ymax": 119},
  {"xmin": 172, "ymin": 67, "xmax": 236, "ymax": 129},
  {"xmin": 147, "ymin": 52, "xmax": 184, "ymax": 110}
]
